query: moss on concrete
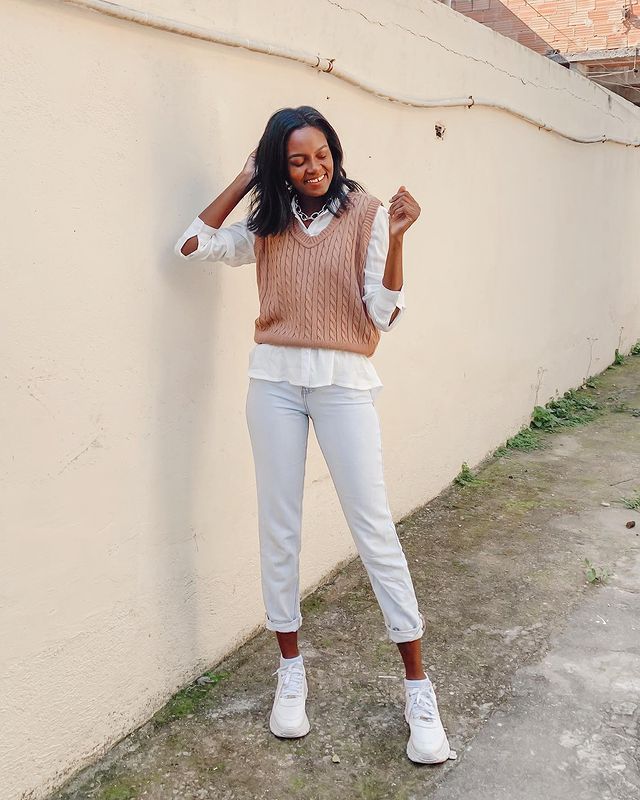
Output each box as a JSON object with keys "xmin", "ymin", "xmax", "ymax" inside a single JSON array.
[{"xmin": 150, "ymin": 671, "xmax": 229, "ymax": 727}]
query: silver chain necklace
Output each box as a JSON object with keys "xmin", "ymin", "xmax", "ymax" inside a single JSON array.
[{"xmin": 293, "ymin": 193, "xmax": 329, "ymax": 222}]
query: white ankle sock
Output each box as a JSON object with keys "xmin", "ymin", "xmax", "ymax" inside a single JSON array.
[
  {"xmin": 280, "ymin": 654, "xmax": 303, "ymax": 668},
  {"xmin": 404, "ymin": 676, "xmax": 431, "ymax": 690}
]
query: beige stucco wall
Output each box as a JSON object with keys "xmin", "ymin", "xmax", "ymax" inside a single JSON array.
[{"xmin": 2, "ymin": 0, "xmax": 639, "ymax": 797}]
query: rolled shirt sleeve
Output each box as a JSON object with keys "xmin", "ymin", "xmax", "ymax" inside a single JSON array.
[
  {"xmin": 174, "ymin": 216, "xmax": 256, "ymax": 267},
  {"xmin": 362, "ymin": 204, "xmax": 406, "ymax": 332}
]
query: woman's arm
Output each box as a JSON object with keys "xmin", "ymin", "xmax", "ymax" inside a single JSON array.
[
  {"xmin": 383, "ymin": 185, "xmax": 421, "ymax": 323},
  {"xmin": 179, "ymin": 150, "xmax": 256, "ymax": 257},
  {"xmin": 383, "ymin": 232, "xmax": 403, "ymax": 325},
  {"xmin": 363, "ymin": 205, "xmax": 406, "ymax": 332},
  {"xmin": 174, "ymin": 216, "xmax": 257, "ymax": 267}
]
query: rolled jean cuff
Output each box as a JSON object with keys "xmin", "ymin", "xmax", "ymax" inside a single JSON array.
[
  {"xmin": 386, "ymin": 611, "xmax": 426, "ymax": 644},
  {"xmin": 264, "ymin": 612, "xmax": 303, "ymax": 634}
]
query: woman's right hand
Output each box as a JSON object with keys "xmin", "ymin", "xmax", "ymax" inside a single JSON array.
[
  {"xmin": 241, "ymin": 148, "xmax": 257, "ymax": 180},
  {"xmin": 187, "ymin": 150, "xmax": 259, "ymax": 238}
]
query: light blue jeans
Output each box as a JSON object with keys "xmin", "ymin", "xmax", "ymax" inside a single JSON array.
[{"xmin": 245, "ymin": 377, "xmax": 425, "ymax": 644}]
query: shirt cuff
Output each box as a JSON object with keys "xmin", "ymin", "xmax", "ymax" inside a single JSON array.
[
  {"xmin": 174, "ymin": 216, "xmax": 218, "ymax": 259},
  {"xmin": 198, "ymin": 218, "xmax": 218, "ymax": 236},
  {"xmin": 377, "ymin": 283, "xmax": 406, "ymax": 317}
]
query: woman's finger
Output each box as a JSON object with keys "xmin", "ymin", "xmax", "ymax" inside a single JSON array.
[
  {"xmin": 389, "ymin": 190, "xmax": 409, "ymax": 203},
  {"xmin": 390, "ymin": 197, "xmax": 411, "ymax": 213},
  {"xmin": 390, "ymin": 202, "xmax": 420, "ymax": 224}
]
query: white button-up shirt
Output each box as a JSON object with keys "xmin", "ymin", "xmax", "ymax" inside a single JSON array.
[{"xmin": 174, "ymin": 196, "xmax": 406, "ymax": 393}]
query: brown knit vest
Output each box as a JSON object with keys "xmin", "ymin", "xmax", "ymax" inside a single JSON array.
[{"xmin": 253, "ymin": 191, "xmax": 382, "ymax": 357}]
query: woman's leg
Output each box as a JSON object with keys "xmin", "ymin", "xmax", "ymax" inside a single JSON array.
[
  {"xmin": 397, "ymin": 640, "xmax": 426, "ymax": 680},
  {"xmin": 246, "ymin": 379, "xmax": 312, "ymax": 738},
  {"xmin": 306, "ymin": 384, "xmax": 426, "ymax": 673},
  {"xmin": 245, "ymin": 378, "xmax": 310, "ymax": 653},
  {"xmin": 296, "ymin": 384, "xmax": 449, "ymax": 760},
  {"xmin": 276, "ymin": 631, "xmax": 300, "ymax": 659}
]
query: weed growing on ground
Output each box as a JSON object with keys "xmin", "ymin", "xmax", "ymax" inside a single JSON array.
[
  {"xmin": 584, "ymin": 559, "xmax": 610, "ymax": 585},
  {"xmin": 621, "ymin": 491, "xmax": 640, "ymax": 510},
  {"xmin": 613, "ymin": 348, "xmax": 625, "ymax": 366},
  {"xmin": 494, "ymin": 387, "xmax": 600, "ymax": 458},
  {"xmin": 530, "ymin": 405, "xmax": 557, "ymax": 429},
  {"xmin": 532, "ymin": 389, "xmax": 600, "ymax": 430},
  {"xmin": 631, "ymin": 340, "xmax": 640, "ymax": 356},
  {"xmin": 454, "ymin": 462, "xmax": 482, "ymax": 487},
  {"xmin": 493, "ymin": 427, "xmax": 543, "ymax": 456}
]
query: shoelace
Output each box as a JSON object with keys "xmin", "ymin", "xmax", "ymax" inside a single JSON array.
[
  {"xmin": 407, "ymin": 685, "xmax": 438, "ymax": 723},
  {"xmin": 273, "ymin": 663, "xmax": 305, "ymax": 700}
]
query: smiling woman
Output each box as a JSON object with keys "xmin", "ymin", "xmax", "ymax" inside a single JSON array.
[
  {"xmin": 173, "ymin": 105, "xmax": 448, "ymax": 765},
  {"xmin": 245, "ymin": 105, "xmax": 368, "ymax": 237}
]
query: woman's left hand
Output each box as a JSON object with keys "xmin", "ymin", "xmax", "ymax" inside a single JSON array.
[{"xmin": 388, "ymin": 186, "xmax": 421, "ymax": 239}]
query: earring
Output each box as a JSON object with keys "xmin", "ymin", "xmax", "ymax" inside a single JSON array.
[{"xmin": 285, "ymin": 180, "xmax": 292, "ymax": 190}]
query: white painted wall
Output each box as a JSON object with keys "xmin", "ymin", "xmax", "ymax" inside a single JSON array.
[{"xmin": 2, "ymin": 1, "xmax": 639, "ymax": 797}]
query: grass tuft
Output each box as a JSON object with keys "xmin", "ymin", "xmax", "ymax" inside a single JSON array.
[
  {"xmin": 454, "ymin": 462, "xmax": 482, "ymax": 487},
  {"xmin": 584, "ymin": 558, "xmax": 609, "ymax": 585},
  {"xmin": 531, "ymin": 389, "xmax": 600, "ymax": 430},
  {"xmin": 613, "ymin": 348, "xmax": 625, "ymax": 366},
  {"xmin": 494, "ymin": 426, "xmax": 543, "ymax": 457},
  {"xmin": 621, "ymin": 490, "xmax": 640, "ymax": 510}
]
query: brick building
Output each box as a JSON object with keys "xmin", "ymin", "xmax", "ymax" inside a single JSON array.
[{"xmin": 452, "ymin": 0, "xmax": 640, "ymax": 104}]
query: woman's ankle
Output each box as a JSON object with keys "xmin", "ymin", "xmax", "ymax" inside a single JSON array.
[{"xmin": 404, "ymin": 671, "xmax": 427, "ymax": 681}]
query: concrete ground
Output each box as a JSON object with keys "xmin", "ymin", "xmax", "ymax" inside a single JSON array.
[{"xmin": 52, "ymin": 356, "xmax": 640, "ymax": 800}]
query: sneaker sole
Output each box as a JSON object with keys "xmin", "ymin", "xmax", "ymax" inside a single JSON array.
[
  {"xmin": 406, "ymin": 736, "xmax": 451, "ymax": 764},
  {"xmin": 269, "ymin": 713, "xmax": 311, "ymax": 739}
]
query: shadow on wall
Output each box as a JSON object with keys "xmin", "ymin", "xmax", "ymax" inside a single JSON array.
[{"xmin": 145, "ymin": 54, "xmax": 225, "ymax": 681}]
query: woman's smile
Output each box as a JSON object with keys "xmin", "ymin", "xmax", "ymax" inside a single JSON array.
[{"xmin": 304, "ymin": 173, "xmax": 327, "ymax": 185}]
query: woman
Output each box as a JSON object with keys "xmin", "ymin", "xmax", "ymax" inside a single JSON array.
[{"xmin": 174, "ymin": 106, "xmax": 451, "ymax": 764}]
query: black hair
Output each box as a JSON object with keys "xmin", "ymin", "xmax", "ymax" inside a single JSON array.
[{"xmin": 245, "ymin": 106, "xmax": 366, "ymax": 237}]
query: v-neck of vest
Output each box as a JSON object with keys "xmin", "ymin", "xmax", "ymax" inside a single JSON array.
[{"xmin": 289, "ymin": 194, "xmax": 359, "ymax": 248}]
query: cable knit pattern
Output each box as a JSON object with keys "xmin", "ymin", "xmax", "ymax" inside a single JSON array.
[{"xmin": 254, "ymin": 192, "xmax": 382, "ymax": 357}]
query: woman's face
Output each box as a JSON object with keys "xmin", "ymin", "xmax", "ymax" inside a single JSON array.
[{"xmin": 286, "ymin": 126, "xmax": 334, "ymax": 198}]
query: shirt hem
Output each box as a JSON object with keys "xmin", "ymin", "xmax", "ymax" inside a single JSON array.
[{"xmin": 247, "ymin": 370, "xmax": 383, "ymax": 391}]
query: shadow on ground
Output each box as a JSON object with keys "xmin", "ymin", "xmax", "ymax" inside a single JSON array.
[{"xmin": 52, "ymin": 357, "xmax": 640, "ymax": 800}]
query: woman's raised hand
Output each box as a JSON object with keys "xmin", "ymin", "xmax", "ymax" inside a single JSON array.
[
  {"xmin": 388, "ymin": 186, "xmax": 421, "ymax": 239},
  {"xmin": 241, "ymin": 148, "xmax": 258, "ymax": 180}
]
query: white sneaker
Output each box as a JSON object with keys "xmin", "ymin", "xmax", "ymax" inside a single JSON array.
[
  {"xmin": 404, "ymin": 678, "xmax": 451, "ymax": 764},
  {"xmin": 269, "ymin": 658, "xmax": 310, "ymax": 738}
]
